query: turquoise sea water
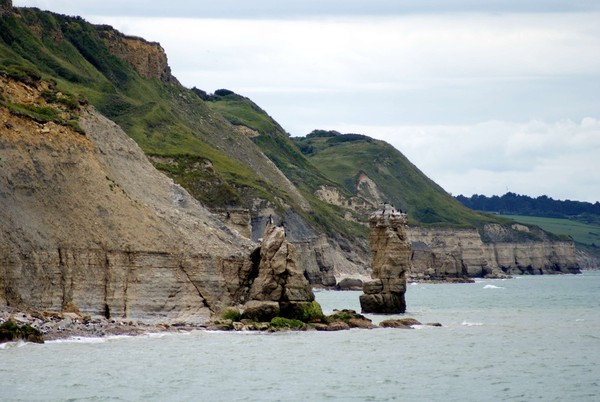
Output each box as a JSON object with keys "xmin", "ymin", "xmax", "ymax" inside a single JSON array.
[{"xmin": 1, "ymin": 272, "xmax": 599, "ymax": 401}]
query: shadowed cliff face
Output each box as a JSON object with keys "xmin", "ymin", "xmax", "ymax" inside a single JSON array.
[{"xmin": 0, "ymin": 75, "xmax": 281, "ymax": 322}]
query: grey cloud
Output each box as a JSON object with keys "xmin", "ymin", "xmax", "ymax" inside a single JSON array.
[{"xmin": 14, "ymin": 0, "xmax": 600, "ymax": 19}]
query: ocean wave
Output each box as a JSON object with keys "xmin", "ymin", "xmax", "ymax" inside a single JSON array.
[
  {"xmin": 461, "ymin": 321, "xmax": 483, "ymax": 326},
  {"xmin": 49, "ymin": 336, "xmax": 109, "ymax": 344},
  {"xmin": 483, "ymin": 284, "xmax": 504, "ymax": 289},
  {"xmin": 0, "ymin": 340, "xmax": 29, "ymax": 349}
]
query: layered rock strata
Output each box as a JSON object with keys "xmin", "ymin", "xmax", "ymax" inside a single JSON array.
[
  {"xmin": 407, "ymin": 224, "xmax": 581, "ymax": 281},
  {"xmin": 360, "ymin": 205, "xmax": 410, "ymax": 314},
  {"xmin": 0, "ymin": 75, "xmax": 318, "ymax": 323}
]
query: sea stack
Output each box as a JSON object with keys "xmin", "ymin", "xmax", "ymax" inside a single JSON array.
[
  {"xmin": 243, "ymin": 221, "xmax": 317, "ymax": 320},
  {"xmin": 360, "ymin": 204, "xmax": 411, "ymax": 314}
]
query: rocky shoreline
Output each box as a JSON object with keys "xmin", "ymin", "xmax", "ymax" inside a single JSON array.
[
  {"xmin": 0, "ymin": 307, "xmax": 441, "ymax": 344},
  {"xmin": 0, "ymin": 308, "xmax": 187, "ymax": 342}
]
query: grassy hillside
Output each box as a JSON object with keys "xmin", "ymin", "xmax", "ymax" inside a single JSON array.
[
  {"xmin": 0, "ymin": 7, "xmax": 298, "ymax": 210},
  {"xmin": 0, "ymin": 5, "xmax": 540, "ymax": 243},
  {"xmin": 205, "ymin": 90, "xmax": 368, "ymax": 239},
  {"xmin": 294, "ymin": 130, "xmax": 506, "ymax": 228},
  {"xmin": 0, "ymin": 6, "xmax": 368, "ymax": 242},
  {"xmin": 205, "ymin": 91, "xmax": 340, "ymax": 193},
  {"xmin": 501, "ymin": 215, "xmax": 600, "ymax": 246}
]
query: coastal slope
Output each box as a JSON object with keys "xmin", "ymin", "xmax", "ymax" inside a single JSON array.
[{"xmin": 0, "ymin": 73, "xmax": 256, "ymax": 322}]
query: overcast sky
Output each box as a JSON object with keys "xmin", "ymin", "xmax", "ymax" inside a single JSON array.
[{"xmin": 13, "ymin": 1, "xmax": 600, "ymax": 202}]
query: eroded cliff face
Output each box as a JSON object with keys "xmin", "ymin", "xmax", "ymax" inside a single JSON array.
[
  {"xmin": 407, "ymin": 225, "xmax": 580, "ymax": 280},
  {"xmin": 0, "ymin": 75, "xmax": 301, "ymax": 323},
  {"xmin": 97, "ymin": 26, "xmax": 176, "ymax": 83}
]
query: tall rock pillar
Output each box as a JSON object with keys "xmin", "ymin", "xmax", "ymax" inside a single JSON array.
[{"xmin": 360, "ymin": 204, "xmax": 411, "ymax": 314}]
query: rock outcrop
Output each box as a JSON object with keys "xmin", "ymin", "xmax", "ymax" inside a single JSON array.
[
  {"xmin": 360, "ymin": 205, "xmax": 410, "ymax": 314},
  {"xmin": 96, "ymin": 26, "xmax": 177, "ymax": 83},
  {"xmin": 245, "ymin": 222, "xmax": 316, "ymax": 319},
  {"xmin": 0, "ymin": 74, "xmax": 315, "ymax": 324}
]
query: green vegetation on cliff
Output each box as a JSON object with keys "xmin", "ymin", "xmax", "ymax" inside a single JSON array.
[
  {"xmin": 1, "ymin": 5, "xmax": 539, "ymax": 247},
  {"xmin": 205, "ymin": 89, "xmax": 367, "ymax": 239},
  {"xmin": 0, "ymin": 7, "xmax": 299, "ymax": 212},
  {"xmin": 501, "ymin": 214, "xmax": 600, "ymax": 246},
  {"xmin": 294, "ymin": 130, "xmax": 505, "ymax": 228}
]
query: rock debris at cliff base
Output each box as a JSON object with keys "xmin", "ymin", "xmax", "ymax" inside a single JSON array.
[{"xmin": 0, "ymin": 307, "xmax": 442, "ymax": 343}]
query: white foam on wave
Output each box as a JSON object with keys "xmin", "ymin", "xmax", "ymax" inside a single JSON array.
[
  {"xmin": 48, "ymin": 333, "xmax": 144, "ymax": 344},
  {"xmin": 483, "ymin": 284, "xmax": 504, "ymax": 289},
  {"xmin": 461, "ymin": 321, "xmax": 483, "ymax": 326},
  {"xmin": 49, "ymin": 336, "xmax": 109, "ymax": 344},
  {"xmin": 0, "ymin": 340, "xmax": 29, "ymax": 349}
]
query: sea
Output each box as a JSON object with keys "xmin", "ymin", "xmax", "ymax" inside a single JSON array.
[{"xmin": 1, "ymin": 272, "xmax": 599, "ymax": 402}]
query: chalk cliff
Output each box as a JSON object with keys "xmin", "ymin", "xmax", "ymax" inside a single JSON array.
[
  {"xmin": 0, "ymin": 4, "xmax": 581, "ymax": 294},
  {"xmin": 294, "ymin": 131, "xmax": 582, "ymax": 283}
]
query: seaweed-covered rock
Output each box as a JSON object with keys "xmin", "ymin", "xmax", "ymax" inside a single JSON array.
[
  {"xmin": 241, "ymin": 301, "xmax": 280, "ymax": 322},
  {"xmin": 380, "ymin": 318, "xmax": 421, "ymax": 329},
  {"xmin": 280, "ymin": 301, "xmax": 324, "ymax": 323},
  {"xmin": 325, "ymin": 309, "xmax": 376, "ymax": 329},
  {"xmin": 0, "ymin": 320, "xmax": 44, "ymax": 343}
]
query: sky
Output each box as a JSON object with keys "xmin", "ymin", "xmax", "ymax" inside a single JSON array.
[{"xmin": 12, "ymin": 1, "xmax": 600, "ymax": 203}]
